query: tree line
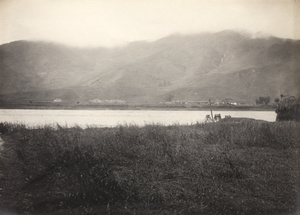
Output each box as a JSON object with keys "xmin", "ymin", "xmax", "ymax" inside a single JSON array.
[{"xmin": 255, "ymin": 96, "xmax": 271, "ymax": 105}]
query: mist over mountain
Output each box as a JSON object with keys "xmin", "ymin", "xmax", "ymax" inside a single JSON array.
[{"xmin": 0, "ymin": 30, "xmax": 299, "ymax": 106}]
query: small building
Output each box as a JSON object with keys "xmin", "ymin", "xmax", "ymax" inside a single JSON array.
[
  {"xmin": 53, "ymin": 98, "xmax": 62, "ymax": 103},
  {"xmin": 215, "ymin": 100, "xmax": 226, "ymax": 105}
]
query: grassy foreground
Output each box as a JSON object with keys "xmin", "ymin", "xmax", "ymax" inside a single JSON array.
[{"xmin": 0, "ymin": 120, "xmax": 299, "ymax": 215}]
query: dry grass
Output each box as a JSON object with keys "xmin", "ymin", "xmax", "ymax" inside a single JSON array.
[{"xmin": 0, "ymin": 120, "xmax": 299, "ymax": 214}]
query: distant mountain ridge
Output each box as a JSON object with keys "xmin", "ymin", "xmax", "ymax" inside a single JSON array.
[{"xmin": 0, "ymin": 30, "xmax": 299, "ymax": 106}]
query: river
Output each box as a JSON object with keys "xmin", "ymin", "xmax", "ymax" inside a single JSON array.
[{"xmin": 0, "ymin": 109, "xmax": 276, "ymax": 128}]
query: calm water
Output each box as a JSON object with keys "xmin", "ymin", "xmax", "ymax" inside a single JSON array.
[{"xmin": 0, "ymin": 109, "xmax": 276, "ymax": 128}]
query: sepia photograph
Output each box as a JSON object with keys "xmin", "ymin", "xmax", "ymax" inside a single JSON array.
[{"xmin": 0, "ymin": 0, "xmax": 299, "ymax": 214}]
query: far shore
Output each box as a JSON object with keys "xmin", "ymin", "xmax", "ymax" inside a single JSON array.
[{"xmin": 0, "ymin": 104, "xmax": 276, "ymax": 111}]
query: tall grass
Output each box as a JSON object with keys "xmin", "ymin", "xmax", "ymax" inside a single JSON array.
[{"xmin": 0, "ymin": 120, "xmax": 299, "ymax": 214}]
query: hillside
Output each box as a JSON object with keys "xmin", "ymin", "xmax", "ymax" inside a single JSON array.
[{"xmin": 0, "ymin": 30, "xmax": 299, "ymax": 106}]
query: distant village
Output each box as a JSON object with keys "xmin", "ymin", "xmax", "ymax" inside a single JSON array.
[
  {"xmin": 53, "ymin": 98, "xmax": 127, "ymax": 105},
  {"xmin": 89, "ymin": 99, "xmax": 127, "ymax": 105},
  {"xmin": 52, "ymin": 97, "xmax": 255, "ymax": 107},
  {"xmin": 160, "ymin": 99, "xmax": 246, "ymax": 107}
]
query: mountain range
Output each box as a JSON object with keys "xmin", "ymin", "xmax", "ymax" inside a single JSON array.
[{"xmin": 0, "ymin": 30, "xmax": 299, "ymax": 106}]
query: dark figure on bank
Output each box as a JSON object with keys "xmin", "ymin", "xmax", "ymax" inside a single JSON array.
[{"xmin": 214, "ymin": 114, "xmax": 221, "ymax": 121}]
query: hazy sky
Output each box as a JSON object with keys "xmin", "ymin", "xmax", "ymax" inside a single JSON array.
[{"xmin": 0, "ymin": 0, "xmax": 299, "ymax": 47}]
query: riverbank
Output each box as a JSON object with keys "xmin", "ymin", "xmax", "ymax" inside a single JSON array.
[
  {"xmin": 0, "ymin": 120, "xmax": 298, "ymax": 214},
  {"xmin": 0, "ymin": 103, "xmax": 275, "ymax": 111}
]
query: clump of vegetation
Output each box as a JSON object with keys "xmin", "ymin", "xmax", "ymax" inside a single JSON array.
[
  {"xmin": 0, "ymin": 121, "xmax": 299, "ymax": 214},
  {"xmin": 256, "ymin": 96, "xmax": 271, "ymax": 105},
  {"xmin": 276, "ymin": 96, "xmax": 300, "ymax": 121}
]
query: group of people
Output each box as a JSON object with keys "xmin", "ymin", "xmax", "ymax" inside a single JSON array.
[{"xmin": 204, "ymin": 114, "xmax": 228, "ymax": 123}]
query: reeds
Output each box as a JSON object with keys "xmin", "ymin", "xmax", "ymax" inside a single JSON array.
[{"xmin": 0, "ymin": 121, "xmax": 298, "ymax": 214}]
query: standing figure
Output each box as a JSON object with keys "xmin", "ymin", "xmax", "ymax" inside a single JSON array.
[
  {"xmin": 205, "ymin": 115, "xmax": 214, "ymax": 123},
  {"xmin": 214, "ymin": 114, "xmax": 221, "ymax": 121}
]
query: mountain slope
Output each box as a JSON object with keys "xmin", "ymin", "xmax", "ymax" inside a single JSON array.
[{"xmin": 0, "ymin": 31, "xmax": 299, "ymax": 106}]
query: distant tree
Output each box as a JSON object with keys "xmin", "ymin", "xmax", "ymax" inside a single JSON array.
[
  {"xmin": 165, "ymin": 94, "xmax": 174, "ymax": 102},
  {"xmin": 256, "ymin": 96, "xmax": 271, "ymax": 105},
  {"xmin": 265, "ymin": 96, "xmax": 271, "ymax": 105},
  {"xmin": 274, "ymin": 98, "xmax": 280, "ymax": 103}
]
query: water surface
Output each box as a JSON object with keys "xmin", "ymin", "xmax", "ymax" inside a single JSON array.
[{"xmin": 0, "ymin": 109, "xmax": 276, "ymax": 128}]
